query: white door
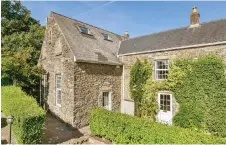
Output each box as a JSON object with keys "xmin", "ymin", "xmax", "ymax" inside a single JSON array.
[{"xmin": 157, "ymin": 93, "xmax": 173, "ymax": 125}]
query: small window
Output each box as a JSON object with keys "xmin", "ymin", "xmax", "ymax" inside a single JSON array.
[
  {"xmin": 79, "ymin": 26, "xmax": 90, "ymax": 34},
  {"xmin": 159, "ymin": 94, "xmax": 171, "ymax": 111},
  {"xmin": 102, "ymin": 92, "xmax": 112, "ymax": 110},
  {"xmin": 56, "ymin": 74, "xmax": 61, "ymax": 106},
  {"xmin": 155, "ymin": 60, "xmax": 169, "ymax": 80},
  {"xmin": 103, "ymin": 34, "xmax": 112, "ymax": 41}
]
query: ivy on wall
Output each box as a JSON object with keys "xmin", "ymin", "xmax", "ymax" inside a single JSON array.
[
  {"xmin": 130, "ymin": 53, "xmax": 226, "ymax": 137},
  {"xmin": 129, "ymin": 59, "xmax": 152, "ymax": 117}
]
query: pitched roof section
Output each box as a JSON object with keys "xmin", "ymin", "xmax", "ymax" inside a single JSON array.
[
  {"xmin": 119, "ymin": 18, "xmax": 226, "ymax": 55},
  {"xmin": 51, "ymin": 12, "xmax": 124, "ymax": 65}
]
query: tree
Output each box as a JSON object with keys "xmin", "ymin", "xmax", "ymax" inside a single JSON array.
[{"xmin": 1, "ymin": 1, "xmax": 45, "ymax": 97}]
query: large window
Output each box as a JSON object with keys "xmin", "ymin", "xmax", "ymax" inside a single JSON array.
[
  {"xmin": 102, "ymin": 92, "xmax": 112, "ymax": 110},
  {"xmin": 56, "ymin": 74, "xmax": 61, "ymax": 106},
  {"xmin": 155, "ymin": 60, "xmax": 169, "ymax": 80},
  {"xmin": 159, "ymin": 93, "xmax": 171, "ymax": 111}
]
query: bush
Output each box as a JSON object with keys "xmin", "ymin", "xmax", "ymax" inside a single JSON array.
[
  {"xmin": 172, "ymin": 54, "xmax": 226, "ymax": 136},
  {"xmin": 89, "ymin": 108, "xmax": 226, "ymax": 144},
  {"xmin": 2, "ymin": 86, "xmax": 46, "ymax": 144},
  {"xmin": 129, "ymin": 59, "xmax": 152, "ymax": 117}
]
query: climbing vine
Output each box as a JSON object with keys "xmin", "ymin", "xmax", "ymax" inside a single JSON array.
[
  {"xmin": 130, "ymin": 53, "xmax": 226, "ymax": 137},
  {"xmin": 129, "ymin": 59, "xmax": 152, "ymax": 116}
]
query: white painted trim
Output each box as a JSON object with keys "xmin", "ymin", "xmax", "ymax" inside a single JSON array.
[
  {"xmin": 154, "ymin": 59, "xmax": 169, "ymax": 81},
  {"xmin": 122, "ymin": 56, "xmax": 125, "ymax": 100},
  {"xmin": 118, "ymin": 41, "xmax": 226, "ymax": 56},
  {"xmin": 157, "ymin": 92, "xmax": 173, "ymax": 125},
  {"xmin": 55, "ymin": 74, "xmax": 62, "ymax": 107},
  {"xmin": 121, "ymin": 56, "xmax": 125, "ymax": 113},
  {"xmin": 109, "ymin": 92, "xmax": 112, "ymax": 111}
]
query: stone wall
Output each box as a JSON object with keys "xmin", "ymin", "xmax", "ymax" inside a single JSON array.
[
  {"xmin": 120, "ymin": 44, "xmax": 226, "ymax": 101},
  {"xmin": 73, "ymin": 62, "xmax": 122, "ymax": 128},
  {"xmin": 38, "ymin": 14, "xmax": 75, "ymax": 125}
]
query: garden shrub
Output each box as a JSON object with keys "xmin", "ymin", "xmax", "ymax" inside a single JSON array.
[
  {"xmin": 89, "ymin": 108, "xmax": 226, "ymax": 144},
  {"xmin": 129, "ymin": 59, "xmax": 152, "ymax": 116},
  {"xmin": 130, "ymin": 53, "xmax": 226, "ymax": 137},
  {"xmin": 2, "ymin": 86, "xmax": 46, "ymax": 144},
  {"xmin": 172, "ymin": 54, "xmax": 226, "ymax": 137}
]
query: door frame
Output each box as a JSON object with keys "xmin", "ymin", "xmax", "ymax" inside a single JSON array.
[{"xmin": 157, "ymin": 92, "xmax": 173, "ymax": 124}]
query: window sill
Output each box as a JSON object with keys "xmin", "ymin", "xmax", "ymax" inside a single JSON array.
[
  {"xmin": 104, "ymin": 39, "xmax": 113, "ymax": 42},
  {"xmin": 81, "ymin": 31, "xmax": 93, "ymax": 36},
  {"xmin": 80, "ymin": 32, "xmax": 96, "ymax": 39},
  {"xmin": 56, "ymin": 104, "xmax": 61, "ymax": 107}
]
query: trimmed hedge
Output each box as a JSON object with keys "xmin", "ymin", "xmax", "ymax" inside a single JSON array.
[
  {"xmin": 2, "ymin": 86, "xmax": 46, "ymax": 144},
  {"xmin": 89, "ymin": 108, "xmax": 226, "ymax": 144}
]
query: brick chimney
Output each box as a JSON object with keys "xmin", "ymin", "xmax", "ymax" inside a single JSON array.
[
  {"xmin": 190, "ymin": 6, "xmax": 200, "ymax": 27},
  {"xmin": 124, "ymin": 30, "xmax": 129, "ymax": 39}
]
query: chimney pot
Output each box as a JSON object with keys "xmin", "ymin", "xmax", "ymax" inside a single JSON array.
[
  {"xmin": 190, "ymin": 6, "xmax": 200, "ymax": 27},
  {"xmin": 124, "ymin": 30, "xmax": 129, "ymax": 39}
]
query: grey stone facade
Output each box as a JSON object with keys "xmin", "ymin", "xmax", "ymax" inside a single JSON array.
[
  {"xmin": 120, "ymin": 44, "xmax": 226, "ymax": 116},
  {"xmin": 39, "ymin": 9, "xmax": 226, "ymax": 127},
  {"xmin": 39, "ymin": 13, "xmax": 122, "ymax": 128}
]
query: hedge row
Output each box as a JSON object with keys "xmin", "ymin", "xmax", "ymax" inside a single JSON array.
[
  {"xmin": 89, "ymin": 108, "xmax": 226, "ymax": 144},
  {"xmin": 2, "ymin": 86, "xmax": 46, "ymax": 144}
]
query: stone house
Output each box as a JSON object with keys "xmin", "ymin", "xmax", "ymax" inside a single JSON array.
[
  {"xmin": 39, "ymin": 7, "xmax": 226, "ymax": 127},
  {"xmin": 38, "ymin": 12, "xmax": 125, "ymax": 128}
]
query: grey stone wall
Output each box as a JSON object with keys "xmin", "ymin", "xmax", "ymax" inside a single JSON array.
[
  {"xmin": 120, "ymin": 44, "xmax": 226, "ymax": 100},
  {"xmin": 73, "ymin": 62, "xmax": 122, "ymax": 128},
  {"xmin": 38, "ymin": 15, "xmax": 75, "ymax": 125}
]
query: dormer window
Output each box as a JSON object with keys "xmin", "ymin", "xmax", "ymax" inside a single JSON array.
[
  {"xmin": 103, "ymin": 33, "xmax": 112, "ymax": 41},
  {"xmin": 79, "ymin": 26, "xmax": 90, "ymax": 34}
]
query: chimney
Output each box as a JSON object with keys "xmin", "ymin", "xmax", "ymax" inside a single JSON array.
[
  {"xmin": 124, "ymin": 30, "xmax": 129, "ymax": 39},
  {"xmin": 190, "ymin": 6, "xmax": 200, "ymax": 27}
]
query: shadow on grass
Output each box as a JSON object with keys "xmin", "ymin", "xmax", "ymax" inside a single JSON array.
[{"xmin": 1, "ymin": 118, "xmax": 7, "ymax": 128}]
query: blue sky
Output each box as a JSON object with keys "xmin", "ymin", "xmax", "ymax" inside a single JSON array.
[{"xmin": 22, "ymin": 1, "xmax": 226, "ymax": 37}]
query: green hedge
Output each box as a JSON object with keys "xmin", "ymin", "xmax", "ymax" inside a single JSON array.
[
  {"xmin": 89, "ymin": 108, "xmax": 226, "ymax": 144},
  {"xmin": 2, "ymin": 86, "xmax": 46, "ymax": 144}
]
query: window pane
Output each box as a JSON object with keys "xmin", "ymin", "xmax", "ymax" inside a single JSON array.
[
  {"xmin": 104, "ymin": 34, "xmax": 108, "ymax": 39},
  {"xmin": 56, "ymin": 74, "xmax": 61, "ymax": 105},
  {"xmin": 102, "ymin": 92, "xmax": 109, "ymax": 107},
  {"xmin": 155, "ymin": 60, "xmax": 169, "ymax": 80},
  {"xmin": 166, "ymin": 105, "xmax": 170, "ymax": 111},
  {"xmin": 79, "ymin": 26, "xmax": 88, "ymax": 34},
  {"xmin": 57, "ymin": 90, "xmax": 61, "ymax": 105},
  {"xmin": 160, "ymin": 104, "xmax": 163, "ymax": 110}
]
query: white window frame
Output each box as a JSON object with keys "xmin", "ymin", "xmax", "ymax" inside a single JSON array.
[
  {"xmin": 155, "ymin": 59, "xmax": 169, "ymax": 80},
  {"xmin": 55, "ymin": 74, "xmax": 62, "ymax": 107},
  {"xmin": 102, "ymin": 91, "xmax": 112, "ymax": 111},
  {"xmin": 79, "ymin": 26, "xmax": 91, "ymax": 35},
  {"xmin": 103, "ymin": 33, "xmax": 112, "ymax": 41},
  {"xmin": 158, "ymin": 92, "xmax": 172, "ymax": 112}
]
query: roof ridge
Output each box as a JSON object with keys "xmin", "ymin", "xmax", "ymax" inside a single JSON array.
[
  {"xmin": 122, "ymin": 17, "xmax": 226, "ymax": 42},
  {"xmin": 51, "ymin": 11, "xmax": 124, "ymax": 38}
]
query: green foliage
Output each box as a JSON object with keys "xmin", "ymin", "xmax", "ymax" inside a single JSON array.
[
  {"xmin": 129, "ymin": 59, "xmax": 152, "ymax": 116},
  {"xmin": 172, "ymin": 54, "xmax": 226, "ymax": 137},
  {"xmin": 137, "ymin": 54, "xmax": 226, "ymax": 137},
  {"xmin": 89, "ymin": 108, "xmax": 226, "ymax": 144},
  {"xmin": 2, "ymin": 86, "xmax": 46, "ymax": 144},
  {"xmin": 1, "ymin": 1, "xmax": 45, "ymax": 97}
]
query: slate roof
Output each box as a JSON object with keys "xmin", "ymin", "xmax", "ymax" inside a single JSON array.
[
  {"xmin": 51, "ymin": 12, "xmax": 124, "ymax": 65},
  {"xmin": 119, "ymin": 18, "xmax": 226, "ymax": 55}
]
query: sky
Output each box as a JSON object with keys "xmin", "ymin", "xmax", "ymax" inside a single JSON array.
[{"xmin": 22, "ymin": 1, "xmax": 226, "ymax": 37}]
